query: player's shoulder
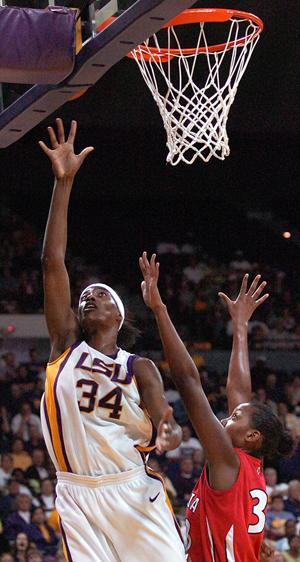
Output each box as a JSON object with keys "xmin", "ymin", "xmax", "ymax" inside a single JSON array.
[
  {"xmin": 132, "ymin": 356, "xmax": 160, "ymax": 377},
  {"xmin": 235, "ymin": 449, "xmax": 264, "ymax": 479}
]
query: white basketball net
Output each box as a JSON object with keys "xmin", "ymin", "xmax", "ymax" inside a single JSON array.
[{"xmin": 131, "ymin": 16, "xmax": 261, "ymax": 165}]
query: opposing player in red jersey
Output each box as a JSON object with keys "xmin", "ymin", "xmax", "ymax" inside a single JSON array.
[{"xmin": 139, "ymin": 253, "xmax": 294, "ymax": 562}]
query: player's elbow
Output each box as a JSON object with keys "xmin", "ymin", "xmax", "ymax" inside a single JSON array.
[
  {"xmin": 41, "ymin": 253, "xmax": 64, "ymax": 270},
  {"xmin": 171, "ymin": 364, "xmax": 201, "ymax": 386}
]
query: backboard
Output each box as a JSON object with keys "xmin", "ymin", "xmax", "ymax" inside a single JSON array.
[{"xmin": 0, "ymin": 0, "xmax": 197, "ymax": 147}]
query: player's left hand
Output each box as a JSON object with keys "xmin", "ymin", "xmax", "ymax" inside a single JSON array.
[
  {"xmin": 218, "ymin": 274, "xmax": 269, "ymax": 325},
  {"xmin": 155, "ymin": 406, "xmax": 181, "ymax": 454},
  {"xmin": 139, "ymin": 252, "xmax": 165, "ymax": 312}
]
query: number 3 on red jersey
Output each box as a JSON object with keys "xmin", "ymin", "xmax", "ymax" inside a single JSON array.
[{"xmin": 248, "ymin": 489, "xmax": 268, "ymax": 534}]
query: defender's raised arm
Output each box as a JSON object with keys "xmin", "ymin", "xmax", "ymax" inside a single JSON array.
[
  {"xmin": 219, "ymin": 274, "xmax": 269, "ymax": 414},
  {"xmin": 139, "ymin": 252, "xmax": 239, "ymax": 490}
]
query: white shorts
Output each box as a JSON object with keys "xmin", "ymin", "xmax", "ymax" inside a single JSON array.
[{"xmin": 56, "ymin": 466, "xmax": 186, "ymax": 562}]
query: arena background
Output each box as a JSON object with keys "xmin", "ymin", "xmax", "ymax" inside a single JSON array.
[{"xmin": 0, "ymin": 1, "xmax": 299, "ymax": 561}]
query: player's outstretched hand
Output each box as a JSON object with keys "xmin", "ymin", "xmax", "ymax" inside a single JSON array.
[
  {"xmin": 39, "ymin": 118, "xmax": 94, "ymax": 180},
  {"xmin": 155, "ymin": 406, "xmax": 181, "ymax": 454},
  {"xmin": 218, "ymin": 274, "xmax": 269, "ymax": 325},
  {"xmin": 139, "ymin": 252, "xmax": 164, "ymax": 312}
]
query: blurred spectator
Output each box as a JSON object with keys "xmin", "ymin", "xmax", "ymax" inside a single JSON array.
[
  {"xmin": 6, "ymin": 387, "xmax": 24, "ymax": 418},
  {"xmin": 38, "ymin": 480, "xmax": 55, "ymax": 519},
  {"xmin": 10, "ymin": 440, "xmax": 32, "ymax": 472},
  {"xmin": 0, "ymin": 408, "xmax": 11, "ymax": 453},
  {"xmin": 284, "ymin": 481, "xmax": 300, "ymax": 519},
  {"xmin": 264, "ymin": 467, "xmax": 288, "ymax": 499},
  {"xmin": 0, "ymin": 479, "xmax": 22, "ymax": 519},
  {"xmin": 274, "ymin": 554, "xmax": 286, "ymax": 562},
  {"xmin": 191, "ymin": 449, "xmax": 204, "ymax": 478},
  {"xmin": 253, "ymin": 388, "xmax": 277, "ymax": 414},
  {"xmin": 0, "ymin": 554, "xmax": 13, "ymax": 562},
  {"xmin": 278, "ymin": 403, "xmax": 300, "ymax": 440},
  {"xmin": 183, "ymin": 256, "xmax": 207, "ymax": 285},
  {"xmin": 11, "ymin": 403, "xmax": 42, "ymax": 443},
  {"xmin": 26, "ymin": 428, "xmax": 45, "ymax": 455},
  {"xmin": 26, "ymin": 449, "xmax": 49, "ymax": 484},
  {"xmin": 25, "ymin": 350, "xmax": 44, "ymax": 378},
  {"xmin": 14, "ymin": 366, "xmax": 35, "ymax": 396},
  {"xmin": 11, "ymin": 470, "xmax": 33, "ymax": 500},
  {"xmin": 282, "ymin": 535, "xmax": 300, "ymax": 562},
  {"xmin": 0, "ymin": 455, "xmax": 13, "ymax": 491},
  {"xmin": 0, "ymin": 354, "xmax": 18, "ymax": 383},
  {"xmin": 4, "ymin": 495, "xmax": 32, "ymax": 541},
  {"xmin": 29, "ymin": 507, "xmax": 58, "ymax": 556},
  {"xmin": 166, "ymin": 425, "xmax": 202, "ymax": 461},
  {"xmin": 265, "ymin": 373, "xmax": 283, "ymax": 403},
  {"xmin": 277, "ymin": 521, "xmax": 298, "ymax": 552},
  {"xmin": 11, "ymin": 532, "xmax": 31, "ymax": 562},
  {"xmin": 27, "ymin": 550, "xmax": 43, "ymax": 562},
  {"xmin": 0, "ymin": 522, "xmax": 10, "ymax": 557},
  {"xmin": 169, "ymin": 458, "xmax": 198, "ymax": 506},
  {"xmin": 266, "ymin": 496, "xmax": 296, "ymax": 539},
  {"xmin": 229, "ymin": 250, "xmax": 252, "ymax": 272},
  {"xmin": 279, "ymin": 441, "xmax": 300, "ymax": 482}
]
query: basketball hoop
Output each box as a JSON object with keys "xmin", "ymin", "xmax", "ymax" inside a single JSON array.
[{"xmin": 128, "ymin": 9, "xmax": 263, "ymax": 165}]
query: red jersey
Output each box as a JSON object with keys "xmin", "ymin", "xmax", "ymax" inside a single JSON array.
[{"xmin": 186, "ymin": 449, "xmax": 267, "ymax": 562}]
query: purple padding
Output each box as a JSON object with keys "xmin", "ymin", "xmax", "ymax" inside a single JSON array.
[
  {"xmin": 0, "ymin": 6, "xmax": 76, "ymax": 84},
  {"xmin": 0, "ymin": 0, "xmax": 197, "ymax": 147}
]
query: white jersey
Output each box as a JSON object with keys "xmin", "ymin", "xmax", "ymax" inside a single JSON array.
[{"xmin": 41, "ymin": 341, "xmax": 154, "ymax": 476}]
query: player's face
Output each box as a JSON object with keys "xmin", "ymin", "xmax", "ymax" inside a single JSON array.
[
  {"xmin": 221, "ymin": 403, "xmax": 257, "ymax": 448},
  {"xmin": 78, "ymin": 287, "xmax": 121, "ymax": 331}
]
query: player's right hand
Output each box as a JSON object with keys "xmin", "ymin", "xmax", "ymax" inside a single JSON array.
[{"xmin": 39, "ymin": 118, "xmax": 94, "ymax": 180}]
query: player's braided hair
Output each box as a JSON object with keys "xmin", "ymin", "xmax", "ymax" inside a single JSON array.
[
  {"xmin": 117, "ymin": 309, "xmax": 141, "ymax": 349},
  {"xmin": 250, "ymin": 402, "xmax": 294, "ymax": 458}
]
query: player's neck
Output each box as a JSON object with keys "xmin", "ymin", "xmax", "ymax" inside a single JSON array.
[{"xmin": 85, "ymin": 331, "xmax": 119, "ymax": 357}]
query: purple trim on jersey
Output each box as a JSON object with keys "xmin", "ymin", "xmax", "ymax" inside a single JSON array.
[
  {"xmin": 43, "ymin": 396, "xmax": 58, "ymax": 465},
  {"xmin": 54, "ymin": 342, "xmax": 80, "ymax": 473},
  {"xmin": 127, "ymin": 353, "xmax": 139, "ymax": 377},
  {"xmin": 60, "ymin": 519, "xmax": 73, "ymax": 562},
  {"xmin": 148, "ymin": 418, "xmax": 157, "ymax": 448}
]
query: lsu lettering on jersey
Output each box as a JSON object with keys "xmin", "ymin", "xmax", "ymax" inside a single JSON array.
[
  {"xmin": 186, "ymin": 449, "xmax": 267, "ymax": 562},
  {"xmin": 41, "ymin": 341, "xmax": 154, "ymax": 476}
]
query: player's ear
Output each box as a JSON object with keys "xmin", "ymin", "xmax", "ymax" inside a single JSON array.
[{"xmin": 245, "ymin": 429, "xmax": 261, "ymax": 444}]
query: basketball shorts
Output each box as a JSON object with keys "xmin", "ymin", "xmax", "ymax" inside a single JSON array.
[{"xmin": 56, "ymin": 465, "xmax": 186, "ymax": 562}]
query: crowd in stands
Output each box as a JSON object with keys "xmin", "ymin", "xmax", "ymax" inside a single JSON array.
[
  {"xmin": 0, "ymin": 344, "xmax": 299, "ymax": 560},
  {"xmin": 0, "ymin": 207, "xmax": 300, "ymax": 560},
  {"xmin": 2, "ymin": 207, "xmax": 300, "ymax": 350}
]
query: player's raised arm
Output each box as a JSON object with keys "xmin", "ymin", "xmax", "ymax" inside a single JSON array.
[
  {"xmin": 139, "ymin": 252, "xmax": 239, "ymax": 490},
  {"xmin": 40, "ymin": 119, "xmax": 94, "ymax": 361},
  {"xmin": 219, "ymin": 274, "xmax": 269, "ymax": 414}
]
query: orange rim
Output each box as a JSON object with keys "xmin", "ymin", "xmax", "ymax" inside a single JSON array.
[{"xmin": 126, "ymin": 8, "xmax": 264, "ymax": 61}]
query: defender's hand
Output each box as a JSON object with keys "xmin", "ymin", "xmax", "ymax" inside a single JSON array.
[
  {"xmin": 139, "ymin": 252, "xmax": 164, "ymax": 312},
  {"xmin": 219, "ymin": 274, "xmax": 269, "ymax": 325},
  {"xmin": 39, "ymin": 118, "xmax": 94, "ymax": 179}
]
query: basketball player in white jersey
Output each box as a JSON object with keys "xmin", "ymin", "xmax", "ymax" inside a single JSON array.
[{"xmin": 38, "ymin": 119, "xmax": 186, "ymax": 562}]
